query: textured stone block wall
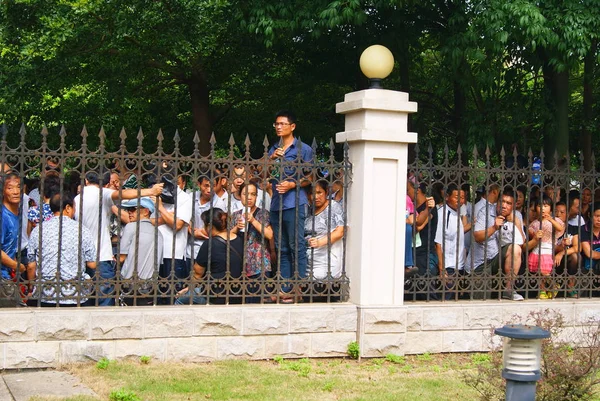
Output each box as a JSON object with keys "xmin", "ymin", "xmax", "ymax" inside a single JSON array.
[
  {"xmin": 0, "ymin": 305, "xmax": 357, "ymax": 369},
  {"xmin": 358, "ymin": 301, "xmax": 600, "ymax": 357},
  {"xmin": 2, "ymin": 301, "xmax": 600, "ymax": 368}
]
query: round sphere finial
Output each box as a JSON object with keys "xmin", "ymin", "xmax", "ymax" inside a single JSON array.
[{"xmin": 359, "ymin": 45, "xmax": 394, "ymax": 81}]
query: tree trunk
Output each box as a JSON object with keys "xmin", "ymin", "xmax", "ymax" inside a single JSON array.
[
  {"xmin": 542, "ymin": 66, "xmax": 569, "ymax": 169},
  {"xmin": 582, "ymin": 41, "xmax": 597, "ymax": 171},
  {"xmin": 188, "ymin": 72, "xmax": 211, "ymax": 156}
]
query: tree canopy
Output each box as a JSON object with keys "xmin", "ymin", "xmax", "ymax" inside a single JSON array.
[{"xmin": 1, "ymin": 0, "xmax": 598, "ymax": 165}]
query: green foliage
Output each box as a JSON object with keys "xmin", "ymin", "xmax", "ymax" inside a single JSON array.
[
  {"xmin": 470, "ymin": 353, "xmax": 491, "ymax": 367},
  {"xmin": 416, "ymin": 352, "xmax": 432, "ymax": 362},
  {"xmin": 277, "ymin": 358, "xmax": 312, "ymax": 378},
  {"xmin": 96, "ymin": 357, "xmax": 111, "ymax": 370},
  {"xmin": 347, "ymin": 341, "xmax": 360, "ymax": 359},
  {"xmin": 109, "ymin": 389, "xmax": 140, "ymax": 401},
  {"xmin": 1, "ymin": 0, "xmax": 599, "ymax": 164},
  {"xmin": 139, "ymin": 355, "xmax": 151, "ymax": 365},
  {"xmin": 385, "ymin": 354, "xmax": 406, "ymax": 364}
]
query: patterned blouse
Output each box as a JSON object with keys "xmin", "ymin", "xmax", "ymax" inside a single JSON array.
[
  {"xmin": 27, "ymin": 216, "xmax": 97, "ymax": 304},
  {"xmin": 230, "ymin": 208, "xmax": 271, "ymax": 277}
]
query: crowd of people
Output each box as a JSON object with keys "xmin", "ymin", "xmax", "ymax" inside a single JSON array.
[
  {"xmin": 0, "ymin": 110, "xmax": 347, "ymax": 307},
  {"xmin": 405, "ymin": 175, "xmax": 600, "ymax": 301}
]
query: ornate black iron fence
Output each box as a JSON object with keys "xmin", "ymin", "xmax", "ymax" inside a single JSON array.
[
  {"xmin": 406, "ymin": 144, "xmax": 600, "ymax": 301},
  {"xmin": 0, "ymin": 125, "xmax": 351, "ymax": 307}
]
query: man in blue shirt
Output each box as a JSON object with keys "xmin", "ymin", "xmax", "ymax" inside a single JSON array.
[
  {"xmin": 268, "ymin": 110, "xmax": 313, "ymax": 301},
  {"xmin": 1, "ymin": 173, "xmax": 26, "ymax": 281}
]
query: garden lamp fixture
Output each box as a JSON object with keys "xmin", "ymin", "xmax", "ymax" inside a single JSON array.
[
  {"xmin": 359, "ymin": 45, "xmax": 394, "ymax": 89},
  {"xmin": 494, "ymin": 324, "xmax": 550, "ymax": 401}
]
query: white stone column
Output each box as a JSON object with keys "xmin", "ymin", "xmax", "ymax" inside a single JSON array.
[{"xmin": 336, "ymin": 89, "xmax": 417, "ymax": 306}]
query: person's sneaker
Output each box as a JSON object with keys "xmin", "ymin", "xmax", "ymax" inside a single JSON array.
[
  {"xmin": 503, "ymin": 291, "xmax": 524, "ymax": 301},
  {"xmin": 538, "ymin": 291, "xmax": 550, "ymax": 300}
]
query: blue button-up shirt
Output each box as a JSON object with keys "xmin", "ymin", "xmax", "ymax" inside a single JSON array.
[{"xmin": 268, "ymin": 137, "xmax": 313, "ymax": 211}]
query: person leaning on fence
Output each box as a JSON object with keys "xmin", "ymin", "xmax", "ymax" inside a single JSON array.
[
  {"xmin": 74, "ymin": 171, "xmax": 164, "ymax": 306},
  {"xmin": 176, "ymin": 208, "xmax": 243, "ymax": 305},
  {"xmin": 305, "ymin": 180, "xmax": 344, "ymax": 300},
  {"xmin": 471, "ymin": 187, "xmax": 525, "ymax": 301},
  {"xmin": 554, "ymin": 195, "xmax": 583, "ymax": 297},
  {"xmin": 229, "ymin": 182, "xmax": 273, "ymax": 303},
  {"xmin": 0, "ymin": 164, "xmax": 30, "ymax": 287},
  {"xmin": 304, "ymin": 180, "xmax": 344, "ymax": 302},
  {"xmin": 118, "ymin": 197, "xmax": 163, "ymax": 282},
  {"xmin": 581, "ymin": 202, "xmax": 600, "ymax": 275},
  {"xmin": 155, "ymin": 172, "xmax": 193, "ymax": 304},
  {"xmin": 526, "ymin": 195, "xmax": 565, "ymax": 299},
  {"xmin": 406, "ymin": 181, "xmax": 437, "ymax": 278},
  {"xmin": 268, "ymin": 110, "xmax": 313, "ymax": 301},
  {"xmin": 186, "ymin": 175, "xmax": 227, "ymax": 268},
  {"xmin": 27, "ymin": 193, "xmax": 97, "ymax": 306},
  {"xmin": 433, "ymin": 184, "xmax": 465, "ymax": 300},
  {"xmin": 0, "ymin": 172, "xmax": 27, "ymax": 286}
]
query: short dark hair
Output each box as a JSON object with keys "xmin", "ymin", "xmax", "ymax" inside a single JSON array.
[
  {"xmin": 275, "ymin": 110, "xmax": 297, "ymax": 125},
  {"xmin": 198, "ymin": 175, "xmax": 210, "ymax": 185},
  {"xmin": 86, "ymin": 170, "xmax": 110, "ymax": 186},
  {"xmin": 446, "ymin": 183, "xmax": 459, "ymax": 197},
  {"xmin": 0, "ymin": 172, "xmax": 20, "ymax": 194},
  {"xmin": 315, "ymin": 180, "xmax": 329, "ymax": 192},
  {"xmin": 502, "ymin": 187, "xmax": 515, "ymax": 200},
  {"xmin": 49, "ymin": 193, "xmax": 74, "ymax": 213},
  {"xmin": 42, "ymin": 176, "xmax": 62, "ymax": 199}
]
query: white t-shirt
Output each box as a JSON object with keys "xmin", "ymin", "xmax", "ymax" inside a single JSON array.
[
  {"xmin": 229, "ymin": 196, "xmax": 244, "ymax": 214},
  {"xmin": 158, "ymin": 188, "xmax": 192, "ymax": 260},
  {"xmin": 186, "ymin": 195, "xmax": 226, "ymax": 259},
  {"xmin": 499, "ymin": 220, "xmax": 525, "ymax": 247},
  {"xmin": 213, "ymin": 191, "xmax": 229, "ymax": 210},
  {"xmin": 74, "ymin": 186, "xmax": 115, "ymax": 262},
  {"xmin": 434, "ymin": 206, "xmax": 465, "ymax": 270},
  {"xmin": 568, "ymin": 215, "xmax": 586, "ymax": 227}
]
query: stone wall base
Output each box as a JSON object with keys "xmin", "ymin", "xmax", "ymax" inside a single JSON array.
[{"xmin": 1, "ymin": 301, "xmax": 598, "ymax": 369}]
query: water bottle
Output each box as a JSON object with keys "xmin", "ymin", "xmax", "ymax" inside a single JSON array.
[{"xmin": 532, "ymin": 156, "xmax": 541, "ymax": 185}]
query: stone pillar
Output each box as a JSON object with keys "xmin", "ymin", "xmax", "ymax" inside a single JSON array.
[{"xmin": 336, "ymin": 89, "xmax": 417, "ymax": 306}]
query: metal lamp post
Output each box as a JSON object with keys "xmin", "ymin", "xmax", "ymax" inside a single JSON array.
[
  {"xmin": 494, "ymin": 324, "xmax": 550, "ymax": 401},
  {"xmin": 359, "ymin": 45, "xmax": 394, "ymax": 89}
]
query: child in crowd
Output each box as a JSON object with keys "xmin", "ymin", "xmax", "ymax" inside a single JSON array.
[{"xmin": 527, "ymin": 196, "xmax": 565, "ymax": 299}]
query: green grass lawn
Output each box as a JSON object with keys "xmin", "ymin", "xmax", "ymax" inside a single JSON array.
[{"xmin": 35, "ymin": 353, "xmax": 485, "ymax": 401}]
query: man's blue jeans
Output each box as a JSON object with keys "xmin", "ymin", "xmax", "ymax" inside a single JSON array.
[
  {"xmin": 270, "ymin": 207, "xmax": 307, "ymax": 294},
  {"xmin": 97, "ymin": 260, "xmax": 116, "ymax": 306}
]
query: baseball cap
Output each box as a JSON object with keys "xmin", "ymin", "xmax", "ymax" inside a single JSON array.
[{"xmin": 121, "ymin": 197, "xmax": 155, "ymax": 214}]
